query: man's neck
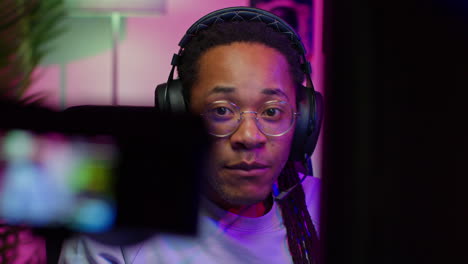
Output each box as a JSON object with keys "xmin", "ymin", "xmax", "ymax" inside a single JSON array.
[
  {"xmin": 208, "ymin": 195, "xmax": 274, "ymax": 218},
  {"xmin": 226, "ymin": 198, "xmax": 272, "ymax": 217}
]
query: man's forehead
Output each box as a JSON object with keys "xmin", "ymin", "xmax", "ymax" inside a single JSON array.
[
  {"xmin": 206, "ymin": 86, "xmax": 290, "ymax": 100},
  {"xmin": 199, "ymin": 87, "xmax": 293, "ymax": 108}
]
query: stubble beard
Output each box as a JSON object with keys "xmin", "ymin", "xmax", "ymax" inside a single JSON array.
[{"xmin": 205, "ymin": 174, "xmax": 269, "ymax": 208}]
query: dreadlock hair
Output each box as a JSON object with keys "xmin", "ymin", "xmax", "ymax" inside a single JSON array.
[
  {"xmin": 177, "ymin": 21, "xmax": 320, "ymax": 264},
  {"xmin": 278, "ymin": 161, "xmax": 320, "ymax": 264}
]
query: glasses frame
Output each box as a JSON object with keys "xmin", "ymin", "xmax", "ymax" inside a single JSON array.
[{"xmin": 201, "ymin": 100, "xmax": 299, "ymax": 138}]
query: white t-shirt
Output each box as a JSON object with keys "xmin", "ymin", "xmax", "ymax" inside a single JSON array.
[{"xmin": 60, "ymin": 176, "xmax": 320, "ymax": 264}]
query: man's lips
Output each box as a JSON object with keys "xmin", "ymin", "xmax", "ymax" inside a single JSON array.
[{"xmin": 224, "ymin": 162, "xmax": 270, "ymax": 171}]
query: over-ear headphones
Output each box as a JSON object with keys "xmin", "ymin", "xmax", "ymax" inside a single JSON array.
[{"xmin": 155, "ymin": 6, "xmax": 322, "ymax": 162}]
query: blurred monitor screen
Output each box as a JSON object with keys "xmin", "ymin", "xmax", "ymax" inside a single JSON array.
[{"xmin": 0, "ymin": 129, "xmax": 118, "ymax": 233}]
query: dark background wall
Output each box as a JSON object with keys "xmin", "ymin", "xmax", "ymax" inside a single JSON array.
[{"xmin": 322, "ymin": 0, "xmax": 468, "ymax": 263}]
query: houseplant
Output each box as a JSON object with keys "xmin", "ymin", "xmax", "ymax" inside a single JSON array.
[{"xmin": 0, "ymin": 0, "xmax": 65, "ymax": 262}]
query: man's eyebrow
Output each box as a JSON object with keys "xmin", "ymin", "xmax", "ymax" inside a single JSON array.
[
  {"xmin": 207, "ymin": 86, "xmax": 235, "ymax": 96},
  {"xmin": 261, "ymin": 88, "xmax": 289, "ymax": 100}
]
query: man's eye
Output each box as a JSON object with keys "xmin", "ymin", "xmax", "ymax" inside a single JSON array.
[
  {"xmin": 262, "ymin": 107, "xmax": 283, "ymax": 121},
  {"xmin": 263, "ymin": 108, "xmax": 282, "ymax": 117},
  {"xmin": 215, "ymin": 107, "xmax": 230, "ymax": 115},
  {"xmin": 207, "ymin": 106, "xmax": 235, "ymax": 120}
]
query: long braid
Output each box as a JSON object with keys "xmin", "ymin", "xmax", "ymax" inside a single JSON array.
[{"xmin": 277, "ymin": 161, "xmax": 320, "ymax": 264}]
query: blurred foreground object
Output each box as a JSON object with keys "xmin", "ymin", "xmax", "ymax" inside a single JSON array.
[{"xmin": 0, "ymin": 103, "xmax": 210, "ymax": 244}]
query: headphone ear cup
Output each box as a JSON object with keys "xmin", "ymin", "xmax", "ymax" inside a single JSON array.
[
  {"xmin": 155, "ymin": 82, "xmax": 168, "ymax": 111},
  {"xmin": 305, "ymin": 91, "xmax": 323, "ymax": 157},
  {"xmin": 155, "ymin": 79, "xmax": 187, "ymax": 113},
  {"xmin": 290, "ymin": 87, "xmax": 323, "ymax": 161}
]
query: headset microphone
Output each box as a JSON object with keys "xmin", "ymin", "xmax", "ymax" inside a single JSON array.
[
  {"xmin": 273, "ymin": 174, "xmax": 309, "ymax": 201},
  {"xmin": 273, "ymin": 155, "xmax": 314, "ymax": 201}
]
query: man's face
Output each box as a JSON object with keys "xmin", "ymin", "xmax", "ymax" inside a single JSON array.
[{"xmin": 190, "ymin": 42, "xmax": 296, "ymax": 207}]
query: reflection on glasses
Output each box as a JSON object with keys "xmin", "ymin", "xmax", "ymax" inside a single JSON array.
[{"xmin": 201, "ymin": 100, "xmax": 298, "ymax": 137}]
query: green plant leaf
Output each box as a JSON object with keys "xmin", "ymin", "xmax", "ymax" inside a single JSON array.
[{"xmin": 0, "ymin": 0, "xmax": 65, "ymax": 102}]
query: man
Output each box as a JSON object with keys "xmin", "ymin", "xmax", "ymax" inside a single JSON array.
[{"xmin": 60, "ymin": 7, "xmax": 321, "ymax": 264}]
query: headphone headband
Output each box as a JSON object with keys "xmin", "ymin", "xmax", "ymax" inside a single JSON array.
[{"xmin": 178, "ymin": 7, "xmax": 307, "ymax": 56}]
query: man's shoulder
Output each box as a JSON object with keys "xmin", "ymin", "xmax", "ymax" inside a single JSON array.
[
  {"xmin": 300, "ymin": 174, "xmax": 321, "ymax": 196},
  {"xmin": 300, "ymin": 174, "xmax": 321, "ymax": 228}
]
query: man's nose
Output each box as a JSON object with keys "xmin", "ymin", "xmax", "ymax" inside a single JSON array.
[{"xmin": 229, "ymin": 113, "xmax": 267, "ymax": 150}]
